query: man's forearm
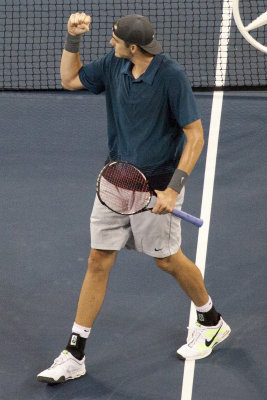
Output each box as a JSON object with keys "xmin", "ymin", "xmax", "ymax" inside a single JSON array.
[
  {"xmin": 60, "ymin": 13, "xmax": 91, "ymax": 87},
  {"xmin": 178, "ymin": 119, "xmax": 204, "ymax": 175},
  {"xmin": 177, "ymin": 135, "xmax": 204, "ymax": 175},
  {"xmin": 60, "ymin": 50, "xmax": 83, "ymax": 87},
  {"xmin": 167, "ymin": 120, "xmax": 204, "ymax": 195}
]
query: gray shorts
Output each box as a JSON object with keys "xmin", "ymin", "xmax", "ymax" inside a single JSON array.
[{"xmin": 90, "ymin": 188, "xmax": 185, "ymax": 258}]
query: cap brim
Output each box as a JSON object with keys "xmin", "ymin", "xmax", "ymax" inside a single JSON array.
[{"xmin": 139, "ymin": 39, "xmax": 162, "ymax": 55}]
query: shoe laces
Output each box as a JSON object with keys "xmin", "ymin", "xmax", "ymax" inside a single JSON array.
[
  {"xmin": 51, "ymin": 351, "xmax": 69, "ymax": 368},
  {"xmin": 186, "ymin": 323, "xmax": 206, "ymax": 347}
]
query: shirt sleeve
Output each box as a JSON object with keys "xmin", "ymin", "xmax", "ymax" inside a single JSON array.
[
  {"xmin": 78, "ymin": 53, "xmax": 111, "ymax": 94},
  {"xmin": 167, "ymin": 68, "xmax": 200, "ymax": 127}
]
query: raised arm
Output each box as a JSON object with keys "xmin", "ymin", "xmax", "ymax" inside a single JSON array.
[{"xmin": 60, "ymin": 13, "xmax": 91, "ymax": 90}]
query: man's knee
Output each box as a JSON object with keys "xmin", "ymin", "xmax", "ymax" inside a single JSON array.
[
  {"xmin": 154, "ymin": 254, "xmax": 176, "ymax": 275},
  {"xmin": 88, "ymin": 248, "xmax": 117, "ymax": 274},
  {"xmin": 154, "ymin": 249, "xmax": 184, "ymax": 275}
]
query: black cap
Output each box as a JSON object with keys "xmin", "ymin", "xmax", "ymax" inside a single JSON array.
[{"xmin": 113, "ymin": 14, "xmax": 162, "ymax": 55}]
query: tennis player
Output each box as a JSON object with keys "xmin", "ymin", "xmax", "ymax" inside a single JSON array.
[{"xmin": 37, "ymin": 13, "xmax": 231, "ymax": 384}]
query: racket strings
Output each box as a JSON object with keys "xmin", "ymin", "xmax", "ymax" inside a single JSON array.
[
  {"xmin": 102, "ymin": 163, "xmax": 148, "ymax": 192},
  {"xmin": 98, "ymin": 163, "xmax": 151, "ymax": 214}
]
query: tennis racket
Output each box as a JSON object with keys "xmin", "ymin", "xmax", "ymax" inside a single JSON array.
[{"xmin": 96, "ymin": 161, "xmax": 203, "ymax": 228}]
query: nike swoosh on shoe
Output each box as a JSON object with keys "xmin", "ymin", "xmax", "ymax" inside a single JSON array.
[{"xmin": 205, "ymin": 325, "xmax": 222, "ymax": 347}]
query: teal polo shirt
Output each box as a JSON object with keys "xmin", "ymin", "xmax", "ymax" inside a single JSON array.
[{"xmin": 79, "ymin": 50, "xmax": 200, "ymax": 189}]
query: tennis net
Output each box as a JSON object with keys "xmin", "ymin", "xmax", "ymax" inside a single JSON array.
[{"xmin": 0, "ymin": 0, "xmax": 266, "ymax": 90}]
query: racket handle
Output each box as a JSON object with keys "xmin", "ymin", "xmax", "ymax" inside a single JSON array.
[{"xmin": 171, "ymin": 209, "xmax": 203, "ymax": 227}]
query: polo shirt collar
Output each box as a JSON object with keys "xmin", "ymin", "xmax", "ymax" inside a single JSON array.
[{"xmin": 121, "ymin": 54, "xmax": 163, "ymax": 85}]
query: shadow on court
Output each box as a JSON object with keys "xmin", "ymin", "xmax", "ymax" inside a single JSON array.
[{"xmin": 0, "ymin": 91, "xmax": 266, "ymax": 400}]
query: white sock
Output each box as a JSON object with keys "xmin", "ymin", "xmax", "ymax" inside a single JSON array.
[
  {"xmin": 195, "ymin": 296, "xmax": 213, "ymax": 313},
  {"xmin": 72, "ymin": 322, "xmax": 91, "ymax": 339}
]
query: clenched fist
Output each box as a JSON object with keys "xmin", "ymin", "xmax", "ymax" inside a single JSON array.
[{"xmin": 68, "ymin": 13, "xmax": 91, "ymax": 36}]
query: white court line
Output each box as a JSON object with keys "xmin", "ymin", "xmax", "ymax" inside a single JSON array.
[{"xmin": 180, "ymin": 1, "xmax": 233, "ymax": 399}]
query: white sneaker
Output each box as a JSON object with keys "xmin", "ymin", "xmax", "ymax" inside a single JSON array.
[
  {"xmin": 177, "ymin": 317, "xmax": 231, "ymax": 360},
  {"xmin": 37, "ymin": 350, "xmax": 86, "ymax": 384}
]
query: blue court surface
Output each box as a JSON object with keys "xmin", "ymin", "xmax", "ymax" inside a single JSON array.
[{"xmin": 1, "ymin": 90, "xmax": 266, "ymax": 400}]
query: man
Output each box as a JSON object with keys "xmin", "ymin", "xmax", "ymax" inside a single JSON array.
[{"xmin": 37, "ymin": 13, "xmax": 231, "ymax": 384}]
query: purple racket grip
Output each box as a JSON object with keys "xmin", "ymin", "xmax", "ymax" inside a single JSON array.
[{"xmin": 171, "ymin": 209, "xmax": 203, "ymax": 227}]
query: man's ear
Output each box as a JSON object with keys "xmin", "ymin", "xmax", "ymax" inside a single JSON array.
[{"xmin": 131, "ymin": 44, "xmax": 138, "ymax": 53}]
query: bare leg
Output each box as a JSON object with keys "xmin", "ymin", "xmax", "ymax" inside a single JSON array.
[
  {"xmin": 154, "ymin": 248, "xmax": 209, "ymax": 307},
  {"xmin": 75, "ymin": 248, "xmax": 117, "ymax": 327}
]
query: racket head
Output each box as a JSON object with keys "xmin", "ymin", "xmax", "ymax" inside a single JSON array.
[{"xmin": 96, "ymin": 161, "xmax": 153, "ymax": 215}]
